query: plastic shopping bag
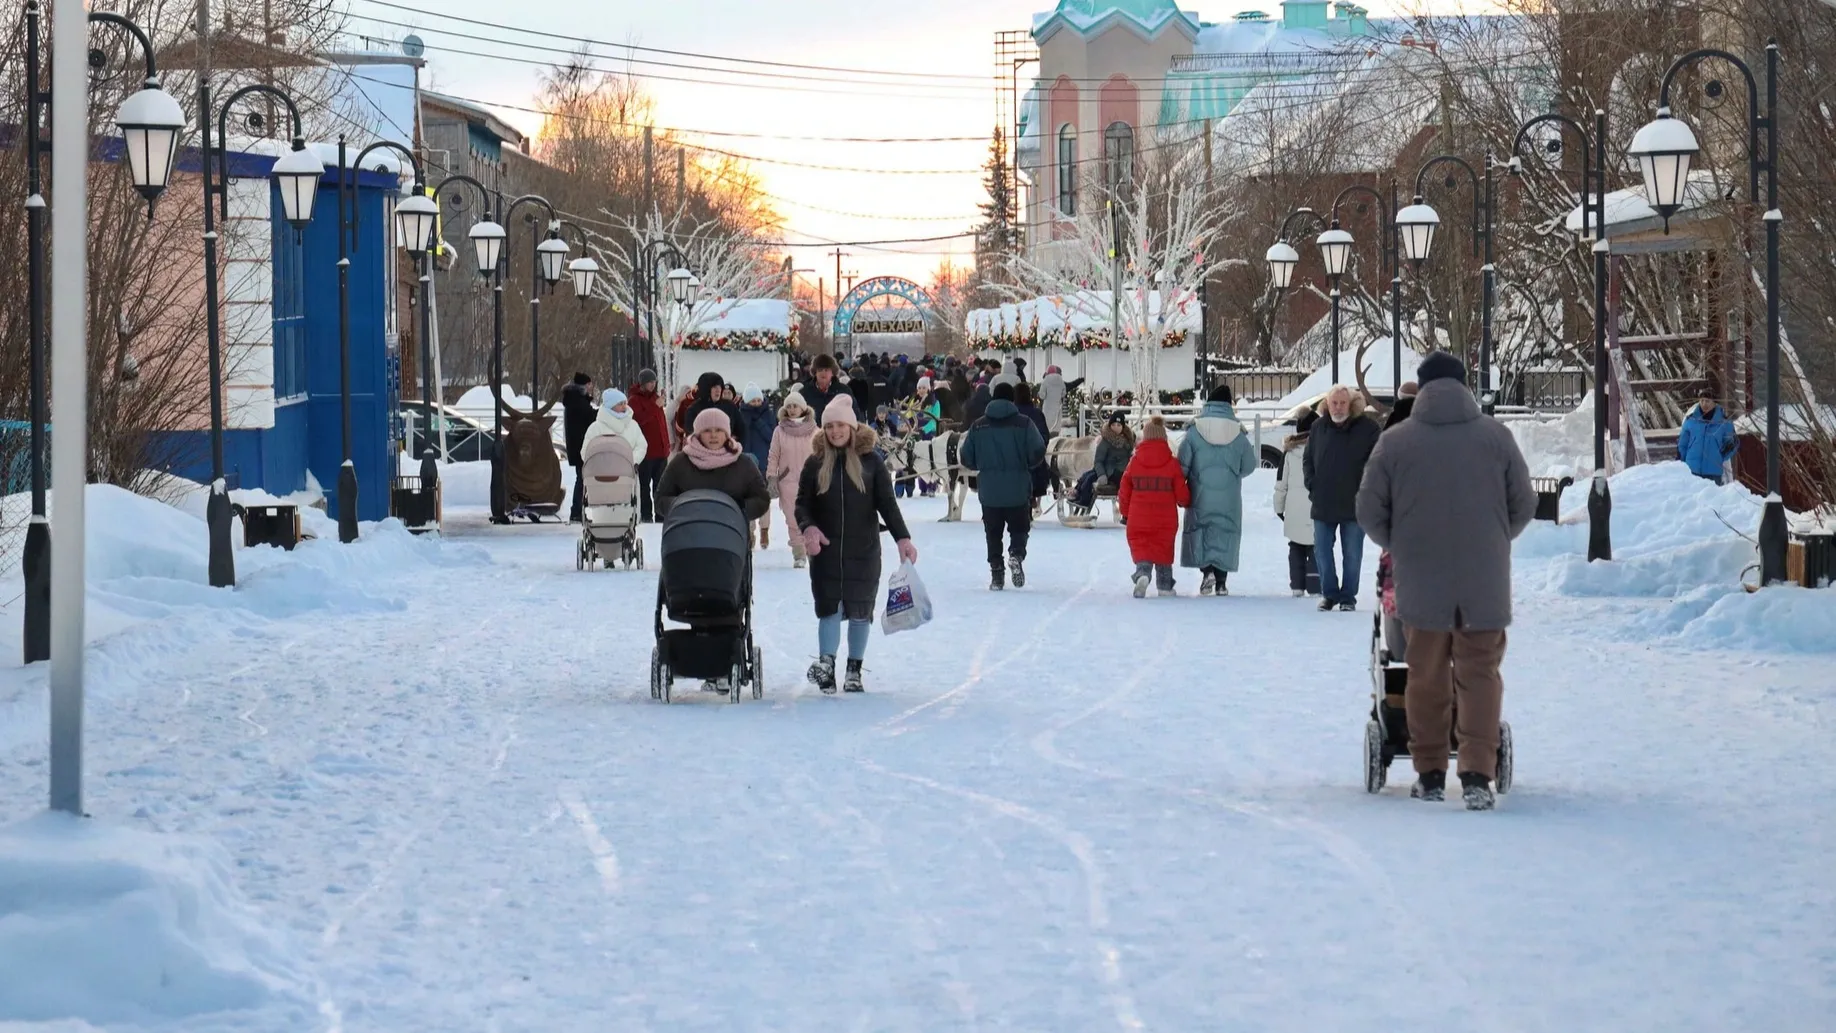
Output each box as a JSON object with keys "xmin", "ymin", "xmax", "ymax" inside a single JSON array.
[{"xmin": 881, "ymin": 561, "xmax": 934, "ymax": 636}]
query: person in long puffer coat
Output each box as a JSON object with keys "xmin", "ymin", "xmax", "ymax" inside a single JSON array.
[
  {"xmin": 580, "ymin": 388, "xmax": 649, "ymax": 464},
  {"xmin": 1117, "ymin": 416, "xmax": 1189, "ymax": 597},
  {"xmin": 1272, "ymin": 408, "xmax": 1319, "ymax": 596},
  {"xmin": 1178, "ymin": 384, "xmax": 1260, "ymax": 597},
  {"xmin": 766, "ymin": 391, "xmax": 818, "ymax": 567},
  {"xmin": 796, "ymin": 395, "xmax": 918, "ymax": 694}
]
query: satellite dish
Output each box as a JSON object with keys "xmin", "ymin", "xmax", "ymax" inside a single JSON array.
[{"xmin": 401, "ymin": 34, "xmax": 425, "ymax": 59}]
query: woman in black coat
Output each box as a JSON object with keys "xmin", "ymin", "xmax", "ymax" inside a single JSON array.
[
  {"xmin": 795, "ymin": 396, "xmax": 918, "ymax": 694},
  {"xmin": 1013, "ymin": 382, "xmax": 1053, "ymax": 506}
]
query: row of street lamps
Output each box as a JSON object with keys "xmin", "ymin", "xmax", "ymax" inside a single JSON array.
[{"xmin": 1262, "ymin": 42, "xmax": 1787, "ymax": 581}]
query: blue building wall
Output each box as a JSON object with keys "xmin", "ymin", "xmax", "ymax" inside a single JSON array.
[{"xmin": 155, "ymin": 156, "xmax": 399, "ymax": 521}]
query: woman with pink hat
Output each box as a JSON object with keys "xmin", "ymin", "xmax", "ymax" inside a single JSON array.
[
  {"xmin": 794, "ymin": 395, "xmax": 919, "ymax": 694},
  {"xmin": 654, "ymin": 407, "xmax": 770, "ymax": 525}
]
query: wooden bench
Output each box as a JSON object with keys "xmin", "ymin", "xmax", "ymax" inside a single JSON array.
[
  {"xmin": 240, "ymin": 505, "xmax": 300, "ymax": 551},
  {"xmin": 1788, "ymin": 533, "xmax": 1834, "ymax": 589},
  {"xmin": 1531, "ymin": 475, "xmax": 1574, "ymax": 522}
]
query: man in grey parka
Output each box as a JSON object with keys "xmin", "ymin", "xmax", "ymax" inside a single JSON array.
[{"xmin": 1356, "ymin": 351, "xmax": 1537, "ymax": 811}]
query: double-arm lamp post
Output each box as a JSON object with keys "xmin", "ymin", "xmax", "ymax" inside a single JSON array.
[
  {"xmin": 20, "ymin": 4, "xmax": 187, "ymax": 661},
  {"xmin": 630, "ymin": 239, "xmax": 700, "ymax": 402},
  {"xmin": 1629, "ymin": 42, "xmax": 1786, "ymax": 585},
  {"xmin": 1391, "ymin": 153, "xmax": 1496, "ymax": 412},
  {"xmin": 472, "ymin": 193, "xmax": 558, "ymax": 524},
  {"xmin": 334, "ymin": 137, "xmax": 437, "ymax": 543},
  {"xmin": 1508, "ymin": 109, "xmax": 1611, "ymax": 563},
  {"xmin": 1265, "ymin": 185, "xmax": 1402, "ymax": 394}
]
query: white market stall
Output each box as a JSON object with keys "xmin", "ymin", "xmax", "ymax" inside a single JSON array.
[
  {"xmin": 673, "ymin": 299, "xmax": 797, "ymax": 394},
  {"xmin": 965, "ymin": 291, "xmax": 1200, "ymax": 401}
]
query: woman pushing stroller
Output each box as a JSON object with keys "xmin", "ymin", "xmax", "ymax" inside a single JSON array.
[{"xmin": 796, "ymin": 396, "xmax": 918, "ymax": 694}]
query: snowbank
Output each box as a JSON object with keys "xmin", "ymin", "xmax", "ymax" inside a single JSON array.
[
  {"xmin": 0, "ymin": 812, "xmax": 312, "ymax": 1028},
  {"xmin": 1509, "ymin": 395, "xmax": 1596, "ymax": 479},
  {"xmin": 1273, "ymin": 339, "xmax": 1423, "ymax": 410}
]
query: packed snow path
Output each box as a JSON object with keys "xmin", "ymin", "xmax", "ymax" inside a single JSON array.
[{"xmin": 2, "ymin": 470, "xmax": 1832, "ymax": 1031}]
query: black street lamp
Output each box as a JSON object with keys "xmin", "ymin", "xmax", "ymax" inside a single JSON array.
[
  {"xmin": 1263, "ymin": 206, "xmax": 1330, "ymax": 376},
  {"xmin": 1269, "ymin": 189, "xmax": 1403, "ymax": 394},
  {"xmin": 200, "ymin": 84, "xmax": 324, "ymax": 585},
  {"xmin": 1509, "ymin": 109, "xmax": 1611, "ymax": 562},
  {"xmin": 20, "ymin": 4, "xmax": 183, "ymax": 662},
  {"xmin": 627, "ymin": 238, "xmax": 695, "ymax": 401},
  {"xmin": 478, "ymin": 194, "xmax": 560, "ymax": 524},
  {"xmin": 335, "ymin": 137, "xmax": 432, "ymax": 543},
  {"xmin": 1631, "ymin": 42, "xmax": 1786, "ymax": 585},
  {"xmin": 428, "ymin": 175, "xmax": 505, "ymax": 519},
  {"xmin": 1401, "ymin": 153, "xmax": 1496, "ymax": 412}
]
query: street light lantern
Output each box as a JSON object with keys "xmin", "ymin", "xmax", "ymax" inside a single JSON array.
[
  {"xmin": 1630, "ymin": 109, "xmax": 1699, "ymax": 231},
  {"xmin": 1316, "ymin": 226, "xmax": 1354, "ymax": 279},
  {"xmin": 568, "ymin": 255, "xmax": 600, "ymax": 299},
  {"xmin": 537, "ymin": 235, "xmax": 569, "ymax": 286},
  {"xmin": 1396, "ymin": 200, "xmax": 1441, "ymax": 264},
  {"xmin": 667, "ymin": 267, "xmax": 694, "ymax": 305},
  {"xmin": 1264, "ymin": 240, "xmax": 1300, "ymax": 291},
  {"xmin": 394, "ymin": 191, "xmax": 438, "ymax": 255},
  {"xmin": 114, "ymin": 83, "xmax": 186, "ymax": 204},
  {"xmin": 468, "ymin": 219, "xmax": 506, "ymax": 276},
  {"xmin": 686, "ymin": 273, "xmax": 703, "ymax": 306},
  {"xmin": 270, "ymin": 141, "xmax": 325, "ymax": 230}
]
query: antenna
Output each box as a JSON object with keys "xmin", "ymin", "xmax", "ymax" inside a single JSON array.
[{"xmin": 401, "ymin": 34, "xmax": 425, "ymax": 59}]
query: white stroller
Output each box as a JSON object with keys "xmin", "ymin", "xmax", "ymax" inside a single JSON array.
[{"xmin": 576, "ymin": 433, "xmax": 644, "ymax": 571}]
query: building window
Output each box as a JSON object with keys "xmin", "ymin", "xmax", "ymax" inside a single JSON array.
[
  {"xmin": 1057, "ymin": 123, "xmax": 1077, "ymax": 217},
  {"xmin": 1104, "ymin": 121, "xmax": 1134, "ymax": 196}
]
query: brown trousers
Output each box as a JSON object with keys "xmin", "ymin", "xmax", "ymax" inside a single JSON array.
[{"xmin": 1402, "ymin": 627, "xmax": 1508, "ymax": 779}]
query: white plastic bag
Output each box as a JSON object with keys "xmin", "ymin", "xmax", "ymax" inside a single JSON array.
[{"xmin": 881, "ymin": 561, "xmax": 934, "ymax": 636}]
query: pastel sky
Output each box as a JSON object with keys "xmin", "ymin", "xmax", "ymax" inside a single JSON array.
[{"xmin": 342, "ymin": 0, "xmax": 1436, "ymax": 287}]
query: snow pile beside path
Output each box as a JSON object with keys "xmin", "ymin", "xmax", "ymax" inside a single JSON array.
[
  {"xmin": 1517, "ymin": 462, "xmax": 1763, "ymax": 597},
  {"xmin": 0, "ymin": 812, "xmax": 312, "ymax": 1029},
  {"xmin": 1510, "ymin": 396, "xmax": 1595, "ymax": 478},
  {"xmin": 1633, "ymin": 583, "xmax": 1836, "ymax": 653}
]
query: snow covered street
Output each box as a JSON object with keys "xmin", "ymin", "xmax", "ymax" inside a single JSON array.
[{"xmin": 2, "ymin": 467, "xmax": 1833, "ymax": 1032}]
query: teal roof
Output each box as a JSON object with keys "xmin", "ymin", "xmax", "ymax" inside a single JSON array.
[{"xmin": 1034, "ymin": 0, "xmax": 1200, "ymax": 41}]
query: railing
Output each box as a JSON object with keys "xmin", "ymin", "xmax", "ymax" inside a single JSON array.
[
  {"xmin": 1214, "ymin": 369, "xmax": 1307, "ymax": 402},
  {"xmin": 1507, "ymin": 370, "xmax": 1589, "ymax": 412},
  {"xmin": 1170, "ymin": 51, "xmax": 1356, "ymax": 72}
]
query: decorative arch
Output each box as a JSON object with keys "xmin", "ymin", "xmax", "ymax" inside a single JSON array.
[{"xmin": 832, "ymin": 276, "xmax": 937, "ymax": 340}]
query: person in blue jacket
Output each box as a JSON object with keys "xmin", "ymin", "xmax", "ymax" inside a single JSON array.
[
  {"xmin": 1178, "ymin": 384, "xmax": 1262, "ymax": 596},
  {"xmin": 1676, "ymin": 390, "xmax": 1737, "ymax": 484}
]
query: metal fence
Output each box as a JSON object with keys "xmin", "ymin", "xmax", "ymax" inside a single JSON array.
[
  {"xmin": 1214, "ymin": 368, "xmax": 1308, "ymax": 402},
  {"xmin": 606, "ymin": 335, "xmax": 652, "ymax": 394},
  {"xmin": 1507, "ymin": 370, "xmax": 1590, "ymax": 412}
]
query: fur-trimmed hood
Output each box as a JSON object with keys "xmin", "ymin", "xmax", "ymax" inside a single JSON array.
[{"xmin": 1314, "ymin": 392, "xmax": 1370, "ymax": 423}]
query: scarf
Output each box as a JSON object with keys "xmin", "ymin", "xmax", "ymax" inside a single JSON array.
[
  {"xmin": 684, "ymin": 436, "xmax": 741, "ymax": 470},
  {"xmin": 777, "ymin": 415, "xmax": 815, "ymax": 438}
]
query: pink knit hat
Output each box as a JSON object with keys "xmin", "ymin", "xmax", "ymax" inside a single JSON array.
[
  {"xmin": 821, "ymin": 395, "xmax": 858, "ymax": 427},
  {"xmin": 691, "ymin": 407, "xmax": 731, "ymax": 434}
]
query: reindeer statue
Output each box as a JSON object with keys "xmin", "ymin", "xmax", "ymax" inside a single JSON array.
[{"xmin": 498, "ymin": 396, "xmax": 566, "ymax": 522}]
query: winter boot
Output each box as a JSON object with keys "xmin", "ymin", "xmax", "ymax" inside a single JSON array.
[
  {"xmin": 1460, "ymin": 772, "xmax": 1496, "ymax": 811},
  {"xmin": 807, "ymin": 655, "xmax": 837, "ymax": 695},
  {"xmin": 794, "ymin": 556, "xmax": 808, "ymax": 570},
  {"xmin": 1156, "ymin": 567, "xmax": 1177, "ymax": 597},
  {"xmin": 1318, "ymin": 597, "xmax": 1338, "ymax": 612},
  {"xmin": 990, "ymin": 565, "xmax": 1005, "ymax": 591},
  {"xmin": 1009, "ymin": 554, "xmax": 1026, "ymax": 588},
  {"xmin": 1132, "ymin": 570, "xmax": 1150, "ymax": 598},
  {"xmin": 1215, "ymin": 572, "xmax": 1230, "ymax": 597},
  {"xmin": 759, "ymin": 523, "xmax": 771, "ymax": 549},
  {"xmin": 1199, "ymin": 571, "xmax": 1217, "ymax": 597},
  {"xmin": 1410, "ymin": 770, "xmax": 1446, "ymax": 802},
  {"xmin": 1338, "ymin": 599, "xmax": 1358, "ymax": 613},
  {"xmin": 843, "ymin": 658, "xmax": 865, "ymax": 693}
]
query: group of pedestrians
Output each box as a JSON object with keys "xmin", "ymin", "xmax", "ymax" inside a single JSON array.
[{"xmin": 560, "ymin": 369, "xmax": 670, "ymax": 524}]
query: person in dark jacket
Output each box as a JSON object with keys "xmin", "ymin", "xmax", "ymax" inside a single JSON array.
[
  {"xmin": 948, "ymin": 368, "xmax": 975, "ymax": 414},
  {"xmin": 1073, "ymin": 412, "xmax": 1135, "ymax": 512},
  {"xmin": 736, "ymin": 383, "xmax": 777, "ymax": 469},
  {"xmin": 560, "ymin": 372, "xmax": 597, "ymax": 522},
  {"xmin": 685, "ymin": 371, "xmax": 747, "ymax": 452},
  {"xmin": 1303, "ymin": 384, "xmax": 1381, "ymax": 611},
  {"xmin": 628, "ymin": 369, "xmax": 670, "ymax": 521},
  {"xmin": 849, "ymin": 375, "xmax": 876, "ymax": 423},
  {"xmin": 1014, "ymin": 382, "xmax": 1053, "ymax": 508},
  {"xmin": 961, "ymin": 378, "xmax": 994, "ymax": 428},
  {"xmin": 653, "ymin": 407, "xmax": 770, "ymax": 523},
  {"xmin": 960, "ymin": 382, "xmax": 1047, "ymax": 590},
  {"xmin": 798, "ymin": 353, "xmax": 852, "ymax": 421},
  {"xmin": 796, "ymin": 395, "xmax": 918, "ymax": 694},
  {"xmin": 1676, "ymin": 390, "xmax": 1738, "ymax": 483}
]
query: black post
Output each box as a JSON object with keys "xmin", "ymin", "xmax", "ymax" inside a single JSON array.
[
  {"xmin": 419, "ymin": 249, "xmax": 439, "ymax": 491},
  {"xmin": 198, "ymin": 73, "xmax": 237, "ymax": 585},
  {"xmin": 22, "ymin": 0, "xmax": 50, "ymax": 662},
  {"xmin": 1480, "ymin": 153, "xmax": 1496, "ymax": 414},
  {"xmin": 490, "ymin": 191, "xmax": 508, "ymax": 524},
  {"xmin": 1758, "ymin": 41, "xmax": 1787, "ymax": 584},
  {"xmin": 1329, "ymin": 285, "xmax": 1341, "ymax": 385},
  {"xmin": 335, "ymin": 136, "xmax": 357, "ymax": 543},
  {"xmin": 1389, "ymin": 181, "xmax": 1403, "ymax": 399},
  {"xmin": 1588, "ymin": 108, "xmax": 1612, "ymax": 562},
  {"xmin": 529, "ymin": 223, "xmax": 541, "ymax": 398}
]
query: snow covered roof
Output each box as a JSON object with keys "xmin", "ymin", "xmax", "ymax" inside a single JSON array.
[
  {"xmin": 1274, "ymin": 338, "xmax": 1423, "ymax": 408},
  {"xmin": 694, "ymin": 299, "xmax": 793, "ymax": 333},
  {"xmin": 967, "ymin": 291, "xmax": 1202, "ymax": 338},
  {"xmin": 1033, "ymin": 0, "xmax": 1201, "ymax": 42},
  {"xmin": 1563, "ymin": 171, "xmax": 1722, "ymax": 237}
]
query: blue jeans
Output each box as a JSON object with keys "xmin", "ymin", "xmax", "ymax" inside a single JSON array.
[
  {"xmin": 1313, "ymin": 520, "xmax": 1366, "ymax": 605},
  {"xmin": 819, "ymin": 612, "xmax": 873, "ymax": 660}
]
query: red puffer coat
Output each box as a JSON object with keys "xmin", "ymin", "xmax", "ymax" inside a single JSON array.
[{"xmin": 1117, "ymin": 438, "xmax": 1190, "ymax": 565}]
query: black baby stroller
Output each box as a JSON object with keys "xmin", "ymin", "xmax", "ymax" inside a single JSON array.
[
  {"xmin": 651, "ymin": 489, "xmax": 763, "ymax": 704},
  {"xmin": 1364, "ymin": 614, "xmax": 1513, "ymax": 794}
]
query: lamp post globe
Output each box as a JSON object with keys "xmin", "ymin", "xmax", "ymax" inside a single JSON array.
[
  {"xmin": 667, "ymin": 267, "xmax": 694, "ymax": 305},
  {"xmin": 537, "ymin": 235, "xmax": 569, "ymax": 286},
  {"xmin": 569, "ymin": 255, "xmax": 600, "ymax": 299},
  {"xmin": 1264, "ymin": 240, "xmax": 1300, "ymax": 291},
  {"xmin": 1317, "ymin": 226, "xmax": 1355, "ymax": 279},
  {"xmin": 270, "ymin": 141, "xmax": 325, "ymax": 230},
  {"xmin": 686, "ymin": 274, "xmax": 703, "ymax": 306},
  {"xmin": 114, "ymin": 83, "xmax": 186, "ymax": 205},
  {"xmin": 469, "ymin": 219, "xmax": 507, "ymax": 277},
  {"xmin": 394, "ymin": 191, "xmax": 438, "ymax": 256},
  {"xmin": 1396, "ymin": 200, "xmax": 1441, "ymax": 265},
  {"xmin": 1630, "ymin": 110, "xmax": 1700, "ymax": 230}
]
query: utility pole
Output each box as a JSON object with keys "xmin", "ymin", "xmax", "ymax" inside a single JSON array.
[
  {"xmin": 676, "ymin": 148, "xmax": 686, "ymax": 211},
  {"xmin": 831, "ymin": 248, "xmax": 848, "ymax": 353}
]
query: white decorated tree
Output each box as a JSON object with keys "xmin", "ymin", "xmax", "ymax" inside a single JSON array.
[
  {"xmin": 999, "ymin": 134, "xmax": 1244, "ymax": 410},
  {"xmin": 585, "ymin": 209, "xmax": 784, "ymax": 403}
]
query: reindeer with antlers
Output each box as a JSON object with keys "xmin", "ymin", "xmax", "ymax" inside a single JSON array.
[{"xmin": 498, "ymin": 396, "xmax": 567, "ymax": 522}]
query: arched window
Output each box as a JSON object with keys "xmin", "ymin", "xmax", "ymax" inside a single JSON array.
[
  {"xmin": 1103, "ymin": 121, "xmax": 1134, "ymax": 196},
  {"xmin": 1056, "ymin": 123, "xmax": 1078, "ymax": 216}
]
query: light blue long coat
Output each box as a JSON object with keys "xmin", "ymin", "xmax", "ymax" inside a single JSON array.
[{"xmin": 1178, "ymin": 401, "xmax": 1261, "ymax": 572}]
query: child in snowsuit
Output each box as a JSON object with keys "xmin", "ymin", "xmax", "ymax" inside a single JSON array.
[{"xmin": 1117, "ymin": 416, "xmax": 1189, "ymax": 597}]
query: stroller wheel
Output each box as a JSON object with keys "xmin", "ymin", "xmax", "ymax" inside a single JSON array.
[
  {"xmin": 727, "ymin": 663, "xmax": 745, "ymax": 704},
  {"xmin": 651, "ymin": 646, "xmax": 671, "ymax": 702},
  {"xmin": 751, "ymin": 646, "xmax": 765, "ymax": 700},
  {"xmin": 575, "ymin": 543, "xmax": 584, "ymax": 571},
  {"xmin": 1496, "ymin": 721, "xmax": 1514, "ymax": 794},
  {"xmin": 636, "ymin": 540, "xmax": 645, "ymax": 570},
  {"xmin": 1363, "ymin": 720, "xmax": 1386, "ymax": 793}
]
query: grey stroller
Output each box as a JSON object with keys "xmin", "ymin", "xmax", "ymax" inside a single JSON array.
[
  {"xmin": 1365, "ymin": 613, "xmax": 1513, "ymax": 794},
  {"xmin": 576, "ymin": 433, "xmax": 644, "ymax": 571}
]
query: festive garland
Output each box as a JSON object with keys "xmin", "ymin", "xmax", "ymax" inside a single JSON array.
[
  {"xmin": 679, "ymin": 327, "xmax": 799, "ymax": 353},
  {"xmin": 1102, "ymin": 389, "xmax": 1194, "ymax": 407},
  {"xmin": 969, "ymin": 328, "xmax": 1189, "ymax": 353}
]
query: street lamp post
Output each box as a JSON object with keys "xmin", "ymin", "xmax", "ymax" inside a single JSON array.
[
  {"xmin": 1328, "ymin": 186, "xmax": 1403, "ymax": 397},
  {"xmin": 1510, "ymin": 109, "xmax": 1610, "ymax": 562},
  {"xmin": 629, "ymin": 238, "xmax": 693, "ymax": 402},
  {"xmin": 1399, "ymin": 153, "xmax": 1496, "ymax": 411},
  {"xmin": 201, "ymin": 85, "xmax": 324, "ymax": 583},
  {"xmin": 20, "ymin": 4, "xmax": 183, "ymax": 664},
  {"xmin": 335, "ymin": 138, "xmax": 432, "ymax": 544},
  {"xmin": 1263, "ymin": 206, "xmax": 1329, "ymax": 376},
  {"xmin": 430, "ymin": 175, "xmax": 505, "ymax": 518},
  {"xmin": 1630, "ymin": 42, "xmax": 1786, "ymax": 585}
]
